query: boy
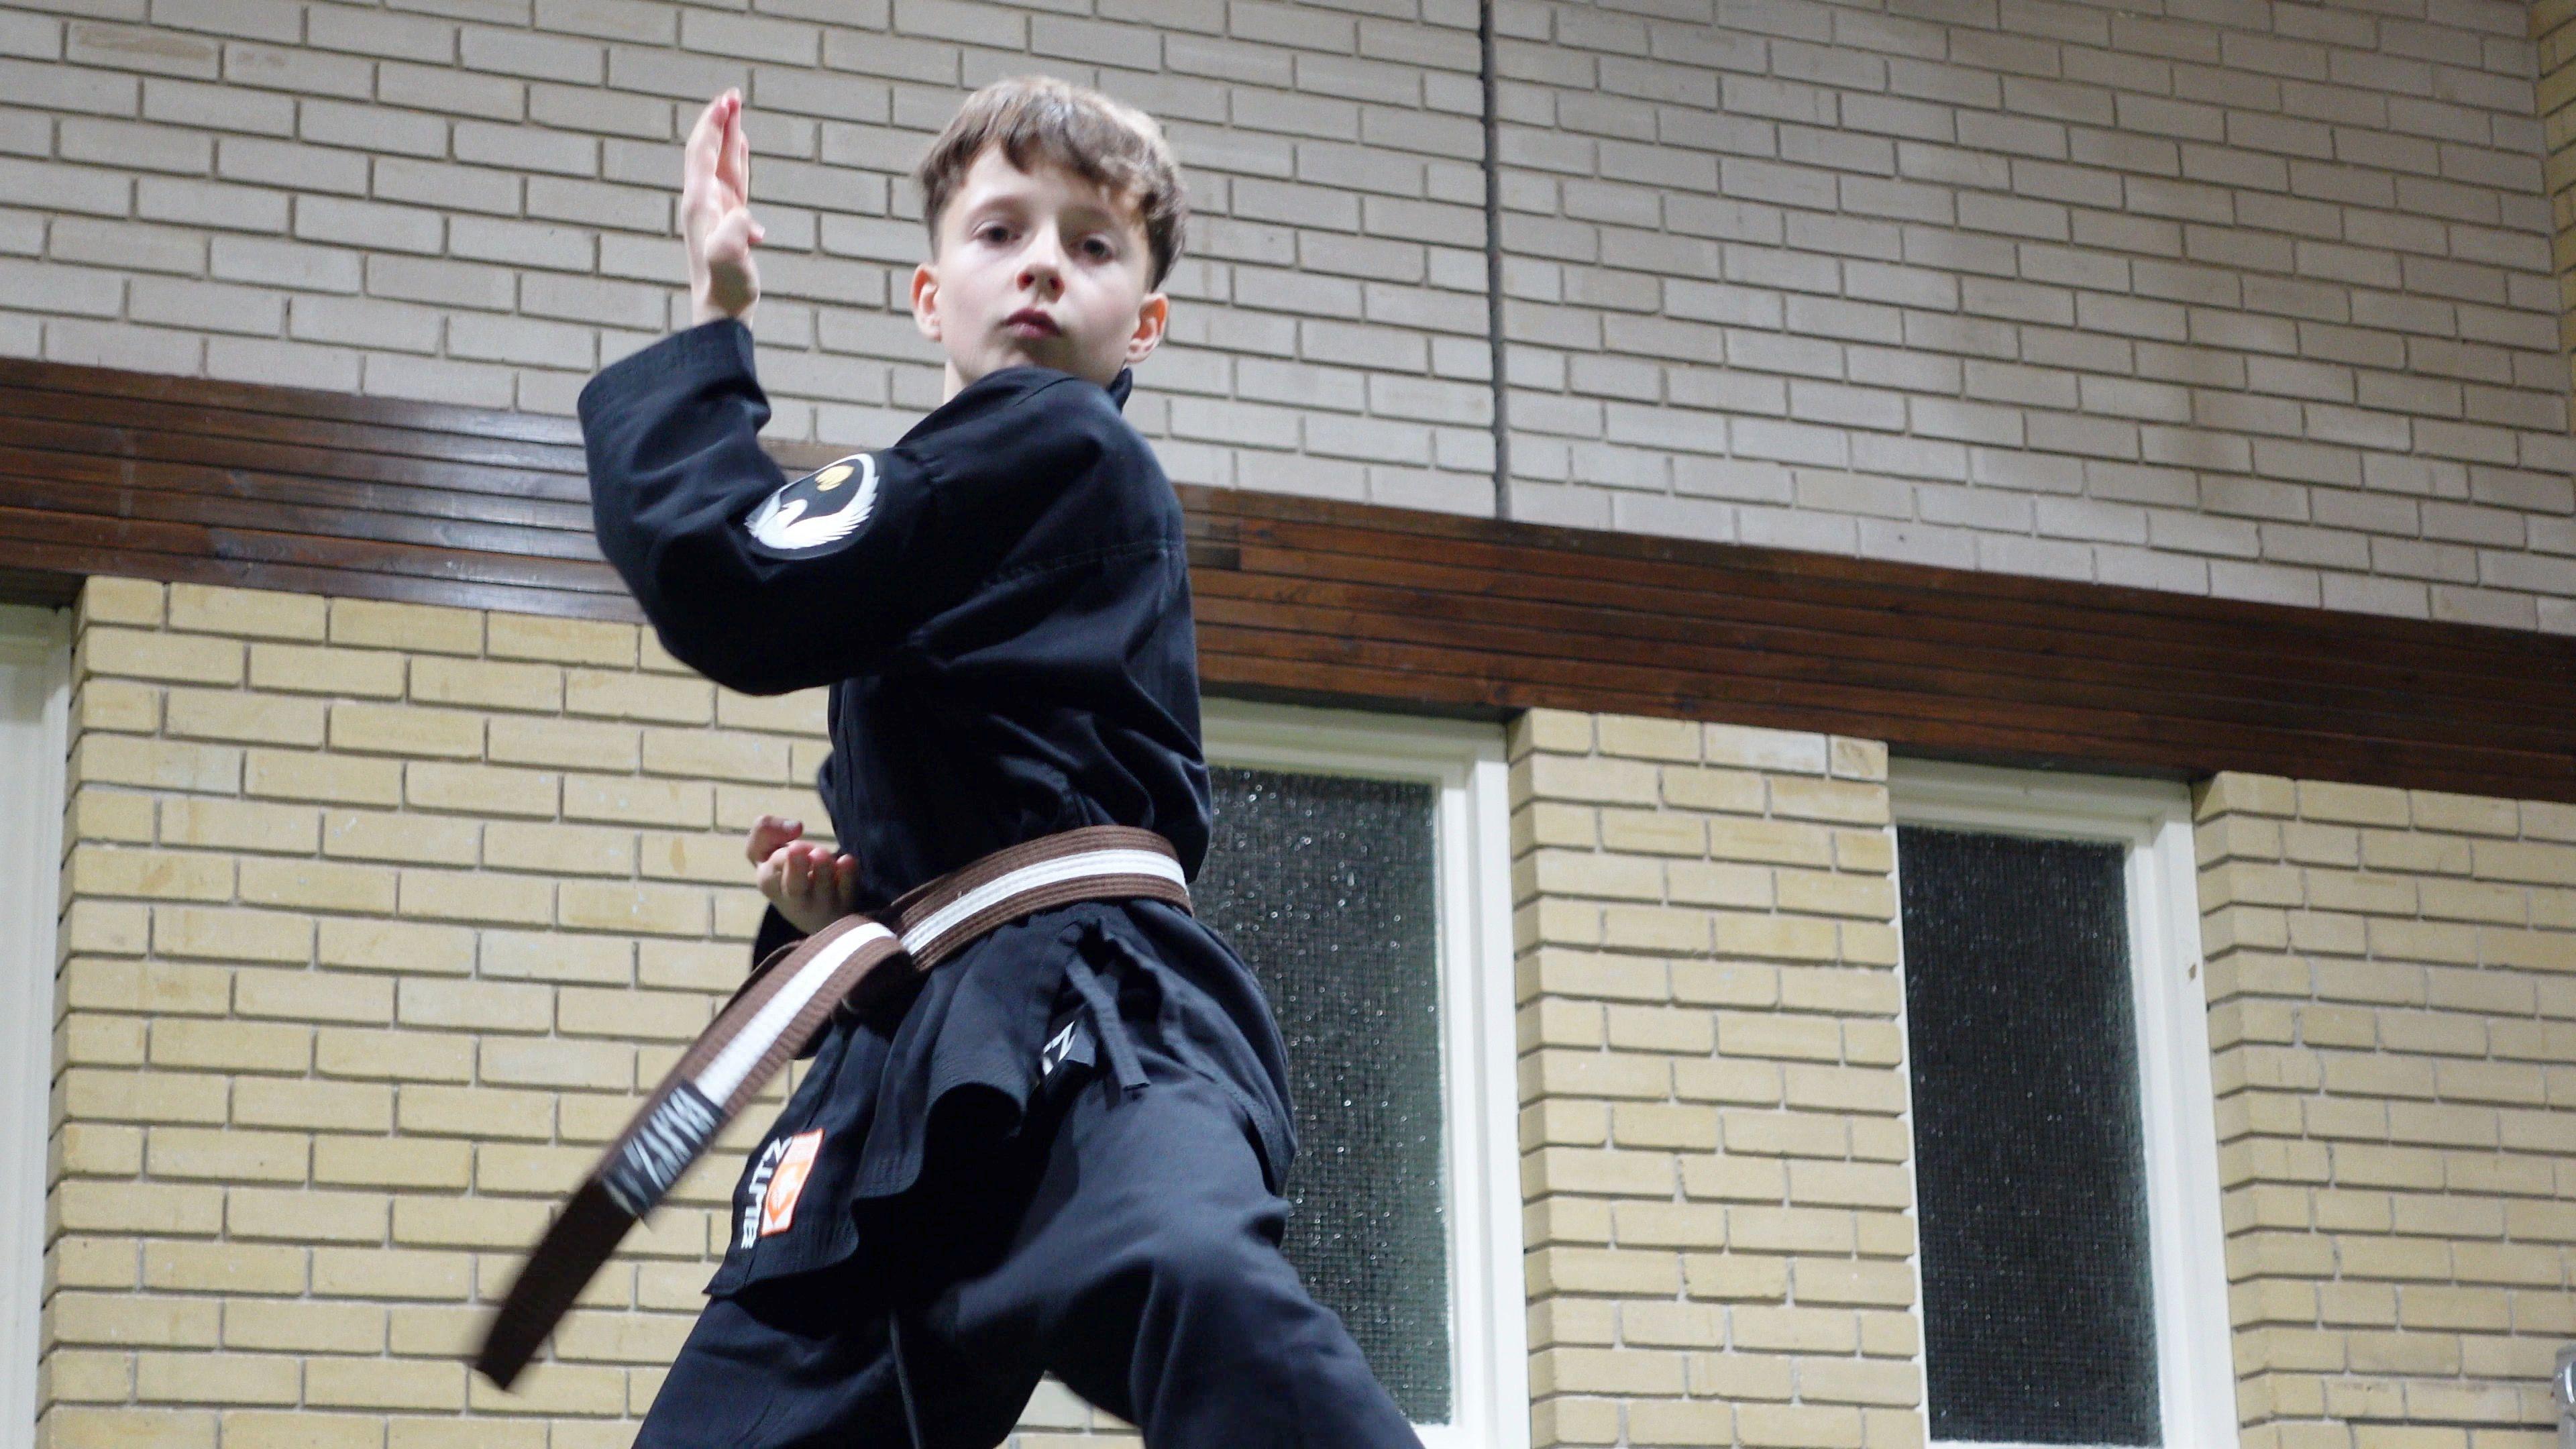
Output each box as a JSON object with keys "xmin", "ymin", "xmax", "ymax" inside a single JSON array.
[{"xmin": 575, "ymin": 78, "xmax": 1426, "ymax": 1448}]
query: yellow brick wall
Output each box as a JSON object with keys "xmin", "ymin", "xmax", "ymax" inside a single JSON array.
[
  {"xmin": 50, "ymin": 581, "xmax": 2576, "ymax": 1449},
  {"xmin": 42, "ymin": 576, "xmax": 1130, "ymax": 1447},
  {"xmin": 2196, "ymin": 773, "xmax": 2576, "ymax": 1449},
  {"xmin": 1507, "ymin": 708, "xmax": 1917, "ymax": 1449}
]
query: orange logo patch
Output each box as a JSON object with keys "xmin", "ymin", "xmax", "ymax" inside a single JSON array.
[{"xmin": 759, "ymin": 1130, "xmax": 823, "ymax": 1237}]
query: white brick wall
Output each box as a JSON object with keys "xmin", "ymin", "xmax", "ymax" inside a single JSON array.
[
  {"xmin": 1495, "ymin": 0, "xmax": 2576, "ymax": 633},
  {"xmin": 2539, "ymin": 1, "xmax": 2576, "ymax": 392},
  {"xmin": 2, "ymin": 0, "xmax": 1496, "ymax": 515},
  {"xmin": 5, "ymin": 0, "xmax": 2575, "ymax": 627}
]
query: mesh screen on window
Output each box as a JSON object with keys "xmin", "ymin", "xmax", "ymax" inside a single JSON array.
[
  {"xmin": 1193, "ymin": 765, "xmax": 1450, "ymax": 1421},
  {"xmin": 1897, "ymin": 826, "xmax": 2159, "ymax": 1446}
]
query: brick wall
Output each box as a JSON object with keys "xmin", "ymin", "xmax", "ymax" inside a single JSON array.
[
  {"xmin": 1494, "ymin": 0, "xmax": 2576, "ymax": 632},
  {"xmin": 7, "ymin": 1, "xmax": 2575, "ymax": 626},
  {"xmin": 2541, "ymin": 0, "xmax": 2576, "ymax": 396},
  {"xmin": 46, "ymin": 582, "xmax": 2576, "ymax": 1448},
  {"xmin": 1511, "ymin": 716, "xmax": 2576, "ymax": 1448},
  {"xmin": 42, "ymin": 577, "xmax": 1138, "ymax": 1446},
  {"xmin": 1507, "ymin": 708, "xmax": 1918, "ymax": 1448},
  {"xmin": 0, "ymin": 0, "xmax": 1494, "ymax": 514},
  {"xmin": 2196, "ymin": 772, "xmax": 2576, "ymax": 1448}
]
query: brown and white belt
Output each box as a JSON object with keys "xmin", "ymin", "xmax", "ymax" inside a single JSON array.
[{"xmin": 473, "ymin": 824, "xmax": 1191, "ymax": 1389}]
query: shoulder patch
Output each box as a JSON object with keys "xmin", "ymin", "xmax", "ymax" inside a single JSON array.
[{"xmin": 744, "ymin": 453, "xmax": 879, "ymax": 557}]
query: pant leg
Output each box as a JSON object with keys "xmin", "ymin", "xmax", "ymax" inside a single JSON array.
[
  {"xmin": 634, "ymin": 1089, "xmax": 1053, "ymax": 1449},
  {"xmin": 632, "ymin": 1257, "xmax": 909, "ymax": 1449},
  {"xmin": 934, "ymin": 1060, "xmax": 1424, "ymax": 1449}
]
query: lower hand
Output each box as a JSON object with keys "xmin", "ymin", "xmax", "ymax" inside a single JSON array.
[{"xmin": 749, "ymin": 814, "xmax": 857, "ymax": 935}]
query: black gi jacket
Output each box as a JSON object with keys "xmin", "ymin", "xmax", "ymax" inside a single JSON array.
[{"xmin": 578, "ymin": 319, "xmax": 1297, "ymax": 1289}]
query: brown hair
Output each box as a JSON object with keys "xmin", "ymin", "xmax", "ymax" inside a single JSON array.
[{"xmin": 913, "ymin": 75, "xmax": 1187, "ymax": 289}]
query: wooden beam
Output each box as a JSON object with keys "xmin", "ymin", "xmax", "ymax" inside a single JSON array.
[{"xmin": 4, "ymin": 354, "xmax": 2570, "ymax": 802}]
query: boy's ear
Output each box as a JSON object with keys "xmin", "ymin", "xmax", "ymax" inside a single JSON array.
[
  {"xmin": 909, "ymin": 261, "xmax": 942, "ymax": 342},
  {"xmin": 1124, "ymin": 290, "xmax": 1167, "ymax": 366}
]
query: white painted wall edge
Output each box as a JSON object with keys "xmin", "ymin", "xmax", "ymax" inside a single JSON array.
[{"xmin": 0, "ymin": 603, "xmax": 70, "ymax": 1449}]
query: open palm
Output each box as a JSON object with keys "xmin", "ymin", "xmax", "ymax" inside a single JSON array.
[{"xmin": 683, "ymin": 89, "xmax": 764, "ymax": 325}]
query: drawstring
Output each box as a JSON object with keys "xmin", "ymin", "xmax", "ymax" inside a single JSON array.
[
  {"xmin": 890, "ymin": 1307, "xmax": 928, "ymax": 1449},
  {"xmin": 1063, "ymin": 954, "xmax": 1148, "ymax": 1097}
]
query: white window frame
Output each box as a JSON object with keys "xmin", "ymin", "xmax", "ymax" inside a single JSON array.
[
  {"xmin": 0, "ymin": 604, "xmax": 69, "ymax": 1449},
  {"xmin": 1888, "ymin": 759, "xmax": 2233, "ymax": 1449},
  {"xmin": 1201, "ymin": 697, "xmax": 1530, "ymax": 1449}
]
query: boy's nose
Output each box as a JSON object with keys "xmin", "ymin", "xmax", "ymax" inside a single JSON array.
[{"xmin": 1019, "ymin": 231, "xmax": 1067, "ymax": 292}]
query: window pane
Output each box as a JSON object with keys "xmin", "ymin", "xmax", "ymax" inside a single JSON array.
[
  {"xmin": 1194, "ymin": 765, "xmax": 1450, "ymax": 1422},
  {"xmin": 1897, "ymin": 826, "xmax": 2159, "ymax": 1445}
]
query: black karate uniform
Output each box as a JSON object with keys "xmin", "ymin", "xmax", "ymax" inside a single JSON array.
[{"xmin": 578, "ymin": 319, "xmax": 1422, "ymax": 1449}]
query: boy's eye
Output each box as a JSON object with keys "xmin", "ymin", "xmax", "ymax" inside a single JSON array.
[
  {"xmin": 1081, "ymin": 237, "xmax": 1114, "ymax": 259},
  {"xmin": 976, "ymin": 223, "xmax": 1011, "ymax": 244}
]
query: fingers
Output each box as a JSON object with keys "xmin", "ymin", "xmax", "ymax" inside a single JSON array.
[
  {"xmin": 705, "ymin": 204, "xmax": 761, "ymax": 261},
  {"xmin": 684, "ymin": 91, "xmax": 731, "ymax": 193},
  {"xmin": 683, "ymin": 90, "xmax": 761, "ymax": 324},
  {"xmin": 757, "ymin": 841, "xmax": 813, "ymax": 891},
  {"xmin": 719, "ymin": 98, "xmax": 761, "ymax": 247},
  {"xmin": 789, "ymin": 841, "xmax": 821, "ymax": 897},
  {"xmin": 720, "ymin": 89, "xmax": 751, "ymax": 205},
  {"xmin": 745, "ymin": 813, "xmax": 802, "ymax": 865},
  {"xmin": 755, "ymin": 836, "xmax": 857, "ymax": 934}
]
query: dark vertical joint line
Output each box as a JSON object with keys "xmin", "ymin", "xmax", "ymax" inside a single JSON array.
[{"xmin": 1479, "ymin": 0, "xmax": 1511, "ymax": 522}]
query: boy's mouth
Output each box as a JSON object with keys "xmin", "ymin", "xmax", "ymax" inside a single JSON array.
[{"xmin": 1003, "ymin": 308, "xmax": 1059, "ymax": 338}]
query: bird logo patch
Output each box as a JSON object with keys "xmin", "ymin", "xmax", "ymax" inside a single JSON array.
[{"xmin": 744, "ymin": 453, "xmax": 879, "ymax": 556}]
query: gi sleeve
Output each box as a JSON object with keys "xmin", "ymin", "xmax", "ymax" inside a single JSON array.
[{"xmin": 576, "ymin": 319, "xmax": 1110, "ymax": 695}]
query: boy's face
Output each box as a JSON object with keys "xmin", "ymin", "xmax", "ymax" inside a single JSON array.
[{"xmin": 911, "ymin": 146, "xmax": 1167, "ymax": 396}]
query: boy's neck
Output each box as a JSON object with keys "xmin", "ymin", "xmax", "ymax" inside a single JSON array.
[{"xmin": 942, "ymin": 358, "xmax": 1121, "ymax": 402}]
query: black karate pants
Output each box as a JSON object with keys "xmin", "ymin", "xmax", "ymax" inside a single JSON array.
[{"xmin": 633, "ymin": 1032, "xmax": 1424, "ymax": 1449}]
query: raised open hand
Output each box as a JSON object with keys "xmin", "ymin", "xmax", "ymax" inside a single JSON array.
[{"xmin": 683, "ymin": 89, "xmax": 765, "ymax": 327}]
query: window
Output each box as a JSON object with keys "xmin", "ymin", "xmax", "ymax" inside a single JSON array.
[
  {"xmin": 1195, "ymin": 698, "xmax": 1528, "ymax": 1449},
  {"xmin": 1890, "ymin": 761, "xmax": 2232, "ymax": 1449},
  {"xmin": 0, "ymin": 604, "xmax": 68, "ymax": 1449}
]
